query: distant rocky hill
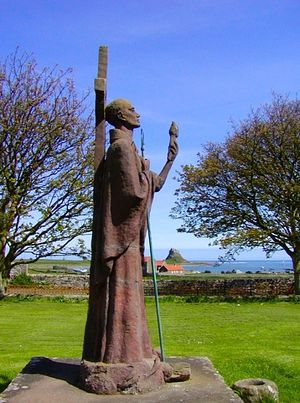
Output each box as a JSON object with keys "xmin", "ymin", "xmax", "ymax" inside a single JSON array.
[{"xmin": 165, "ymin": 248, "xmax": 189, "ymax": 264}]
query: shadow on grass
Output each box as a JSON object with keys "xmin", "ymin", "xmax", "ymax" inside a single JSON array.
[{"xmin": 0, "ymin": 374, "xmax": 12, "ymax": 393}]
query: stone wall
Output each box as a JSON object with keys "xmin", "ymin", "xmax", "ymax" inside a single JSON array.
[
  {"xmin": 29, "ymin": 274, "xmax": 294, "ymax": 296},
  {"xmin": 144, "ymin": 278, "xmax": 294, "ymax": 296},
  {"xmin": 31, "ymin": 274, "xmax": 89, "ymax": 289}
]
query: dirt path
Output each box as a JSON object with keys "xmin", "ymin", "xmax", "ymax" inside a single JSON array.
[{"xmin": 7, "ymin": 285, "xmax": 88, "ymax": 297}]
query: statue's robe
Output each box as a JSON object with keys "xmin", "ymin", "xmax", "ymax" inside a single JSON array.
[{"xmin": 82, "ymin": 129, "xmax": 160, "ymax": 363}]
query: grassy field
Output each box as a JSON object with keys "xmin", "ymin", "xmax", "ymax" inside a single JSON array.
[
  {"xmin": 0, "ymin": 297, "xmax": 299, "ymax": 402},
  {"xmin": 27, "ymin": 259, "xmax": 90, "ymax": 274}
]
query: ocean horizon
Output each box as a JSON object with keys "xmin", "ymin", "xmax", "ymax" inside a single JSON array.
[
  {"xmin": 182, "ymin": 259, "xmax": 293, "ymax": 273},
  {"xmin": 145, "ymin": 247, "xmax": 293, "ymax": 272}
]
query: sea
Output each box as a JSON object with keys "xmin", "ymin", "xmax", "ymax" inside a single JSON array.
[{"xmin": 182, "ymin": 260, "xmax": 293, "ymax": 274}]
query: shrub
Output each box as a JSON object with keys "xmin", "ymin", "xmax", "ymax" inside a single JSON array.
[{"xmin": 10, "ymin": 273, "xmax": 34, "ymax": 285}]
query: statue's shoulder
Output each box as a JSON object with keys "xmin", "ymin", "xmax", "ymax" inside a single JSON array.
[{"xmin": 110, "ymin": 137, "xmax": 132, "ymax": 154}]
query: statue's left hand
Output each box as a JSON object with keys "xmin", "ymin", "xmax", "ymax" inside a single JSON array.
[
  {"xmin": 168, "ymin": 121, "xmax": 179, "ymax": 161},
  {"xmin": 169, "ymin": 121, "xmax": 179, "ymax": 137}
]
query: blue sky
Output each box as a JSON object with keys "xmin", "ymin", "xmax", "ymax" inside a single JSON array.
[{"xmin": 1, "ymin": 0, "xmax": 300, "ymax": 260}]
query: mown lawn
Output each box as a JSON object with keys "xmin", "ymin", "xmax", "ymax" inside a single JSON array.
[{"xmin": 0, "ymin": 297, "xmax": 299, "ymax": 402}]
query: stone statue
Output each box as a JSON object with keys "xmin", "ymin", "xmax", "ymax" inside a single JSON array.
[{"xmin": 80, "ymin": 99, "xmax": 179, "ymax": 394}]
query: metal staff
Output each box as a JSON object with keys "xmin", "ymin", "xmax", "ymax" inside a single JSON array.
[{"xmin": 141, "ymin": 129, "xmax": 165, "ymax": 362}]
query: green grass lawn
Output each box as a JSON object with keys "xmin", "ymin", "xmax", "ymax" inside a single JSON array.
[{"xmin": 0, "ymin": 297, "xmax": 299, "ymax": 402}]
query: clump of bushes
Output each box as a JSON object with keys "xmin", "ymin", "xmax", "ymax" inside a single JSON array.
[{"xmin": 10, "ymin": 273, "xmax": 34, "ymax": 285}]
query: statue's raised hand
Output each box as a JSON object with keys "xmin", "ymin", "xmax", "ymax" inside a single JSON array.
[
  {"xmin": 167, "ymin": 121, "xmax": 179, "ymax": 161},
  {"xmin": 169, "ymin": 121, "xmax": 179, "ymax": 137}
]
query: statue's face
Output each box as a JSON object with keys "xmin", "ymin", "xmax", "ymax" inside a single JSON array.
[{"xmin": 118, "ymin": 101, "xmax": 140, "ymax": 129}]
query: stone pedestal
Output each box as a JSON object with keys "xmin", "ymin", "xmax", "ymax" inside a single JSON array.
[
  {"xmin": 1, "ymin": 356, "xmax": 243, "ymax": 402},
  {"xmin": 79, "ymin": 356, "xmax": 173, "ymax": 394}
]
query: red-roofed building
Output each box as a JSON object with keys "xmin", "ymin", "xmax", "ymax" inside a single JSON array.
[
  {"xmin": 143, "ymin": 257, "xmax": 185, "ymax": 275},
  {"xmin": 158, "ymin": 264, "xmax": 184, "ymax": 274},
  {"xmin": 143, "ymin": 257, "xmax": 166, "ymax": 275},
  {"xmin": 155, "ymin": 260, "xmax": 165, "ymax": 269}
]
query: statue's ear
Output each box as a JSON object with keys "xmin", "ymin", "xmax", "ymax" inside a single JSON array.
[{"xmin": 116, "ymin": 110, "xmax": 125, "ymax": 122}]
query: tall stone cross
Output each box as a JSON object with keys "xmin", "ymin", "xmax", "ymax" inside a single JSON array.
[
  {"xmin": 89, "ymin": 46, "xmax": 108, "ymax": 287},
  {"xmin": 94, "ymin": 46, "xmax": 108, "ymax": 169}
]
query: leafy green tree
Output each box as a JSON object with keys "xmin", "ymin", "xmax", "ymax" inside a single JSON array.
[
  {"xmin": 172, "ymin": 95, "xmax": 300, "ymax": 294},
  {"xmin": 0, "ymin": 50, "xmax": 94, "ymax": 295}
]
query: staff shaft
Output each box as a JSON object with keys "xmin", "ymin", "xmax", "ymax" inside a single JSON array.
[{"xmin": 141, "ymin": 129, "xmax": 165, "ymax": 361}]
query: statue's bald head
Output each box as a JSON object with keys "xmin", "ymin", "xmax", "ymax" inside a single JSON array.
[{"xmin": 105, "ymin": 99, "xmax": 133, "ymax": 127}]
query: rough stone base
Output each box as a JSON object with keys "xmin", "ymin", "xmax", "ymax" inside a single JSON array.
[
  {"xmin": 0, "ymin": 356, "xmax": 243, "ymax": 402},
  {"xmin": 79, "ymin": 357, "xmax": 172, "ymax": 394}
]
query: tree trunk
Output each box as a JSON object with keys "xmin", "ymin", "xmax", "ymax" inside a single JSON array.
[
  {"xmin": 0, "ymin": 237, "xmax": 8, "ymax": 297},
  {"xmin": 292, "ymin": 255, "xmax": 300, "ymax": 295},
  {"xmin": 295, "ymin": 271, "xmax": 300, "ymax": 295},
  {"xmin": 0, "ymin": 251, "xmax": 10, "ymax": 298},
  {"xmin": 0, "ymin": 270, "xmax": 8, "ymax": 298}
]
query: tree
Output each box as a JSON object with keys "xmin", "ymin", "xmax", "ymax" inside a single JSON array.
[
  {"xmin": 0, "ymin": 50, "xmax": 94, "ymax": 295},
  {"xmin": 172, "ymin": 95, "xmax": 300, "ymax": 294}
]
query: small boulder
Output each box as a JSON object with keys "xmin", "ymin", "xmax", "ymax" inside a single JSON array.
[
  {"xmin": 232, "ymin": 378, "xmax": 279, "ymax": 403},
  {"xmin": 165, "ymin": 362, "xmax": 191, "ymax": 382}
]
